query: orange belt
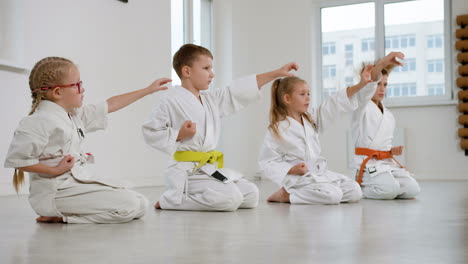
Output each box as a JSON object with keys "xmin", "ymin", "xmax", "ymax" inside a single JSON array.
[{"xmin": 355, "ymin": 148, "xmax": 405, "ymax": 185}]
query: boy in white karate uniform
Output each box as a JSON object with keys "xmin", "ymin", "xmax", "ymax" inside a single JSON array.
[
  {"xmin": 142, "ymin": 44, "xmax": 298, "ymax": 211},
  {"xmin": 4, "ymin": 57, "xmax": 170, "ymax": 223},
  {"xmin": 352, "ymin": 55, "xmax": 420, "ymax": 199}
]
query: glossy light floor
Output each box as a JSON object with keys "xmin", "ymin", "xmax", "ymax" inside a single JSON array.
[{"xmin": 0, "ymin": 180, "xmax": 467, "ymax": 264}]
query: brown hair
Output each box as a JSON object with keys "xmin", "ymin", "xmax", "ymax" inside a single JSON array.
[
  {"xmin": 269, "ymin": 77, "xmax": 314, "ymax": 140},
  {"xmin": 172, "ymin": 44, "xmax": 213, "ymax": 78},
  {"xmin": 13, "ymin": 57, "xmax": 74, "ymax": 192}
]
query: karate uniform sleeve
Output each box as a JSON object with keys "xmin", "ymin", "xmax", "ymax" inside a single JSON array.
[
  {"xmin": 258, "ymin": 131, "xmax": 293, "ymax": 186},
  {"xmin": 141, "ymin": 101, "xmax": 180, "ymax": 155},
  {"xmin": 75, "ymin": 101, "xmax": 109, "ymax": 133},
  {"xmin": 355, "ymin": 74, "xmax": 381, "ymax": 108},
  {"xmin": 211, "ymin": 75, "xmax": 261, "ymax": 118},
  {"xmin": 4, "ymin": 118, "xmax": 48, "ymax": 168},
  {"xmin": 314, "ymin": 88, "xmax": 358, "ymax": 133}
]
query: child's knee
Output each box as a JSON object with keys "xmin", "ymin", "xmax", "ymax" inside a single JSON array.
[
  {"xmin": 208, "ymin": 187, "xmax": 243, "ymax": 212},
  {"xmin": 399, "ymin": 180, "xmax": 420, "ymax": 199},
  {"xmin": 221, "ymin": 192, "xmax": 243, "ymax": 211},
  {"xmin": 240, "ymin": 183, "xmax": 259, "ymax": 208},
  {"xmin": 135, "ymin": 193, "xmax": 149, "ymax": 218},
  {"xmin": 322, "ymin": 186, "xmax": 343, "ymax": 205},
  {"xmin": 364, "ymin": 180, "xmax": 400, "ymax": 200},
  {"xmin": 114, "ymin": 191, "xmax": 146, "ymax": 221},
  {"xmin": 347, "ymin": 184, "xmax": 363, "ymax": 202}
]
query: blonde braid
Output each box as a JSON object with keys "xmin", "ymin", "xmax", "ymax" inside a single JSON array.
[
  {"xmin": 28, "ymin": 57, "xmax": 74, "ymax": 115},
  {"xmin": 13, "ymin": 169, "xmax": 25, "ymax": 193}
]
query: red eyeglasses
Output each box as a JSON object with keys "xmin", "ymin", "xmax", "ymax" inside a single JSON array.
[{"xmin": 32, "ymin": 81, "xmax": 84, "ymax": 94}]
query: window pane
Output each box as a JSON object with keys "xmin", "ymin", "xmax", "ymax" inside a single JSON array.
[
  {"xmin": 192, "ymin": 0, "xmax": 201, "ymax": 45},
  {"xmin": 321, "ymin": 2, "xmax": 375, "ymax": 97},
  {"xmin": 384, "ymin": 0, "xmax": 445, "ymax": 97},
  {"xmin": 171, "ymin": 0, "xmax": 185, "ymax": 85}
]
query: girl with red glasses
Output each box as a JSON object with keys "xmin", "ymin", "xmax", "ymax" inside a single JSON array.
[{"xmin": 4, "ymin": 56, "xmax": 170, "ymax": 223}]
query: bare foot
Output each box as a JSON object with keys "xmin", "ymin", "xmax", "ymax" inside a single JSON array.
[
  {"xmin": 36, "ymin": 216, "xmax": 64, "ymax": 223},
  {"xmin": 154, "ymin": 201, "xmax": 161, "ymax": 209},
  {"xmin": 267, "ymin": 187, "xmax": 290, "ymax": 203}
]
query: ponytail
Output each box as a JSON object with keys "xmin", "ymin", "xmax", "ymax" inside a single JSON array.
[
  {"xmin": 268, "ymin": 76, "xmax": 314, "ymax": 140},
  {"xmin": 13, "ymin": 169, "xmax": 25, "ymax": 193}
]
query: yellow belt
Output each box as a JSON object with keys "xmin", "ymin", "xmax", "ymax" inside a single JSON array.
[{"xmin": 173, "ymin": 150, "xmax": 224, "ymax": 171}]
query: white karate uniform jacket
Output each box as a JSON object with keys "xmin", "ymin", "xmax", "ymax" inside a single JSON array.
[
  {"xmin": 258, "ymin": 86, "xmax": 375, "ymax": 190},
  {"xmin": 4, "ymin": 100, "xmax": 121, "ymax": 217},
  {"xmin": 351, "ymin": 82, "xmax": 404, "ymax": 175},
  {"xmin": 142, "ymin": 75, "xmax": 260, "ymax": 206}
]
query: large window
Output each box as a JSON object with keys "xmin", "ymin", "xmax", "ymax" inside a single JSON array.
[
  {"xmin": 320, "ymin": 0, "xmax": 451, "ymax": 105},
  {"xmin": 171, "ymin": 0, "xmax": 212, "ymax": 85},
  {"xmin": 320, "ymin": 2, "xmax": 375, "ymax": 100}
]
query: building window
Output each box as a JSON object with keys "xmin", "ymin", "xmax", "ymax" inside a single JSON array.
[
  {"xmin": 361, "ymin": 38, "xmax": 375, "ymax": 52},
  {"xmin": 385, "ymin": 34, "xmax": 416, "ymax": 49},
  {"xmin": 345, "ymin": 44, "xmax": 353, "ymax": 65},
  {"xmin": 387, "ymin": 83, "xmax": 417, "ymax": 98},
  {"xmin": 322, "ymin": 42, "xmax": 336, "ymax": 55},
  {"xmin": 345, "ymin": 76, "xmax": 354, "ymax": 87},
  {"xmin": 427, "ymin": 35, "xmax": 443, "ymax": 48},
  {"xmin": 427, "ymin": 59, "xmax": 444, "ymax": 73},
  {"xmin": 427, "ymin": 84, "xmax": 444, "ymax": 96},
  {"xmin": 323, "ymin": 65, "xmax": 336, "ymax": 79}
]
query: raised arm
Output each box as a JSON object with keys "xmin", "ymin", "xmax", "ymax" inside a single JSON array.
[
  {"xmin": 107, "ymin": 78, "xmax": 171, "ymax": 113},
  {"xmin": 371, "ymin": 51, "xmax": 404, "ymax": 81},
  {"xmin": 256, "ymin": 62, "xmax": 299, "ymax": 89}
]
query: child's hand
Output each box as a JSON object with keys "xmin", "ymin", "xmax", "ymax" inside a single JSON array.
[
  {"xmin": 177, "ymin": 121, "xmax": 197, "ymax": 141},
  {"xmin": 359, "ymin": 65, "xmax": 373, "ymax": 85},
  {"xmin": 391, "ymin": 146, "xmax": 404, "ymax": 156},
  {"xmin": 54, "ymin": 154, "xmax": 75, "ymax": 176},
  {"xmin": 288, "ymin": 163, "xmax": 308, "ymax": 175},
  {"xmin": 148, "ymin": 78, "xmax": 172, "ymax": 93},
  {"xmin": 379, "ymin": 52, "xmax": 405, "ymax": 68},
  {"xmin": 276, "ymin": 62, "xmax": 299, "ymax": 78}
]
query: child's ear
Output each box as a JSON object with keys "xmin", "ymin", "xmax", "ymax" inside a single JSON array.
[
  {"xmin": 181, "ymin": 65, "xmax": 191, "ymax": 78},
  {"xmin": 283, "ymin": 94, "xmax": 291, "ymax": 104},
  {"xmin": 51, "ymin": 87, "xmax": 62, "ymax": 99}
]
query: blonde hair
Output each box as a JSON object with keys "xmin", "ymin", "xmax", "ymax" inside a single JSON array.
[
  {"xmin": 13, "ymin": 57, "xmax": 74, "ymax": 192},
  {"xmin": 269, "ymin": 76, "xmax": 314, "ymax": 140},
  {"xmin": 28, "ymin": 57, "xmax": 74, "ymax": 115}
]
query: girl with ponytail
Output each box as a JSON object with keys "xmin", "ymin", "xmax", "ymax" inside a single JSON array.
[{"xmin": 258, "ymin": 52, "xmax": 404, "ymax": 204}]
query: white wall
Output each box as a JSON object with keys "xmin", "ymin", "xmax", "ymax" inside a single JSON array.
[
  {"xmin": 0, "ymin": 0, "xmax": 171, "ymax": 195},
  {"xmin": 214, "ymin": 0, "xmax": 468, "ymax": 180},
  {"xmin": 214, "ymin": 0, "xmax": 314, "ymax": 179}
]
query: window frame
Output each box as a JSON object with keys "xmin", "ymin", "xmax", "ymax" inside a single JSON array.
[{"xmin": 314, "ymin": 0, "xmax": 455, "ymax": 108}]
